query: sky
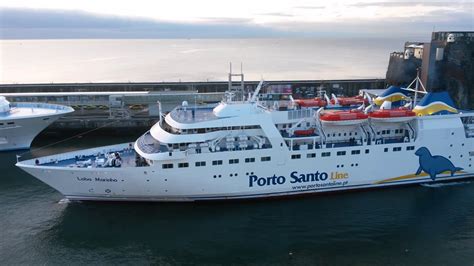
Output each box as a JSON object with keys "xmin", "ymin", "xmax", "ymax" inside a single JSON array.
[{"xmin": 0, "ymin": 0, "xmax": 473, "ymax": 38}]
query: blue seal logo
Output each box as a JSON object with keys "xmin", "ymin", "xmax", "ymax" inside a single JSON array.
[{"xmin": 414, "ymin": 147, "xmax": 463, "ymax": 180}]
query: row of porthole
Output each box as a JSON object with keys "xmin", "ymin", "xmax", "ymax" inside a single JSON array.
[
  {"xmin": 448, "ymin": 154, "xmax": 464, "ymax": 159},
  {"xmin": 104, "ymin": 188, "xmax": 173, "ymax": 194},
  {"xmin": 213, "ymin": 173, "xmax": 239, "ymax": 178},
  {"xmin": 213, "ymin": 174, "xmax": 239, "ymax": 178},
  {"xmin": 138, "ymin": 177, "xmax": 170, "ymax": 182},
  {"xmin": 449, "ymin": 144, "xmax": 465, "ymax": 147},
  {"xmin": 337, "ymin": 163, "xmax": 359, "ymax": 168}
]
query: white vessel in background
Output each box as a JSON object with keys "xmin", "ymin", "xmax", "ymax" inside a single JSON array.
[
  {"xmin": 16, "ymin": 73, "xmax": 474, "ymax": 202},
  {"xmin": 0, "ymin": 96, "xmax": 74, "ymax": 151}
]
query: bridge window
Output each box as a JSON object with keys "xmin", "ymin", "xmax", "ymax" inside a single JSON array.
[
  {"xmin": 245, "ymin": 157, "xmax": 255, "ymax": 163},
  {"xmin": 365, "ymin": 149, "xmax": 370, "ymax": 154},
  {"xmin": 384, "ymin": 148, "xmax": 388, "ymax": 152},
  {"xmin": 162, "ymin": 163, "xmax": 173, "ymax": 169},
  {"xmin": 322, "ymin": 152, "xmax": 331, "ymax": 157},
  {"xmin": 212, "ymin": 160, "xmax": 223, "ymax": 165},
  {"xmin": 7, "ymin": 122, "xmax": 14, "ymax": 125},
  {"xmin": 229, "ymin": 159, "xmax": 239, "ymax": 164},
  {"xmin": 178, "ymin": 162, "xmax": 189, "ymax": 168},
  {"xmin": 393, "ymin": 147, "xmax": 401, "ymax": 152},
  {"xmin": 337, "ymin": 151, "xmax": 346, "ymax": 156},
  {"xmin": 351, "ymin": 150, "xmax": 360, "ymax": 155},
  {"xmin": 243, "ymin": 125, "xmax": 260, "ymax": 129},
  {"xmin": 195, "ymin": 161, "xmax": 206, "ymax": 167},
  {"xmin": 261, "ymin": 156, "xmax": 271, "ymax": 162},
  {"xmin": 407, "ymin": 146, "xmax": 415, "ymax": 151},
  {"xmin": 291, "ymin": 154, "xmax": 301, "ymax": 159},
  {"xmin": 307, "ymin": 153, "xmax": 316, "ymax": 158}
]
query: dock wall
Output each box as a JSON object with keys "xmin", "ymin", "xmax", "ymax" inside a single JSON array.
[{"xmin": 0, "ymin": 79, "xmax": 385, "ymax": 134}]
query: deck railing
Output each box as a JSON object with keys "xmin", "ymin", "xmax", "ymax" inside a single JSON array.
[{"xmin": 136, "ymin": 132, "xmax": 167, "ymax": 154}]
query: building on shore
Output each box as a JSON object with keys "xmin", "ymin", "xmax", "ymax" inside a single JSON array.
[
  {"xmin": 421, "ymin": 32, "xmax": 474, "ymax": 109},
  {"xmin": 386, "ymin": 31, "xmax": 474, "ymax": 109}
]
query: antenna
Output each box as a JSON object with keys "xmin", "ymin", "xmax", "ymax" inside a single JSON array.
[
  {"xmin": 228, "ymin": 62, "xmax": 245, "ymax": 101},
  {"xmin": 403, "ymin": 68, "xmax": 427, "ymax": 108},
  {"xmin": 414, "ymin": 68, "xmax": 420, "ymax": 108},
  {"xmin": 250, "ymin": 79, "xmax": 265, "ymax": 103}
]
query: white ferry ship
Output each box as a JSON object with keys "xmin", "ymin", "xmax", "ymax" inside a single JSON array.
[
  {"xmin": 0, "ymin": 96, "xmax": 74, "ymax": 151},
  {"xmin": 16, "ymin": 77, "xmax": 474, "ymax": 202}
]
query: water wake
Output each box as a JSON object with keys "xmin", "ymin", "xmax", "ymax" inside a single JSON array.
[
  {"xmin": 420, "ymin": 181, "xmax": 471, "ymax": 188},
  {"xmin": 58, "ymin": 198, "xmax": 70, "ymax": 204}
]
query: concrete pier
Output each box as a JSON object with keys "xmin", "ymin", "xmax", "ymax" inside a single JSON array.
[{"xmin": 0, "ymin": 79, "xmax": 384, "ymax": 94}]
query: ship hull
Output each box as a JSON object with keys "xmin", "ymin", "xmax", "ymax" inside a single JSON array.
[
  {"xmin": 17, "ymin": 128, "xmax": 474, "ymax": 202},
  {"xmin": 0, "ymin": 113, "xmax": 64, "ymax": 151},
  {"xmin": 19, "ymin": 168, "xmax": 474, "ymax": 202},
  {"xmin": 17, "ymin": 161, "xmax": 473, "ymax": 202}
]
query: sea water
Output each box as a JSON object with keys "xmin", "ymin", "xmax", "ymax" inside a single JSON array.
[
  {"xmin": 1, "ymin": 133, "xmax": 474, "ymax": 264},
  {"xmin": 1, "ymin": 38, "xmax": 407, "ymax": 84}
]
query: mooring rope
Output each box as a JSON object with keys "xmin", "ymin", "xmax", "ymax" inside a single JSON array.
[{"xmin": 17, "ymin": 107, "xmax": 151, "ymax": 161}]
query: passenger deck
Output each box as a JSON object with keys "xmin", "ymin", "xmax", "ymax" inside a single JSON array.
[
  {"xmin": 33, "ymin": 143, "xmax": 148, "ymax": 169},
  {"xmin": 169, "ymin": 105, "xmax": 218, "ymax": 123},
  {"xmin": 1, "ymin": 102, "xmax": 74, "ymax": 119}
]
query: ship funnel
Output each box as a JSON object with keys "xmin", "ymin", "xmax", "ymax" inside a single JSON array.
[
  {"xmin": 374, "ymin": 86, "xmax": 409, "ymax": 106},
  {"xmin": 413, "ymin": 91, "xmax": 458, "ymax": 116},
  {"xmin": 374, "ymin": 86, "xmax": 408, "ymax": 106}
]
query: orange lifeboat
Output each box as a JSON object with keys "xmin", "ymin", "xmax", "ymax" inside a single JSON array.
[
  {"xmin": 320, "ymin": 110, "xmax": 369, "ymax": 125},
  {"xmin": 369, "ymin": 108, "xmax": 416, "ymax": 123},
  {"xmin": 294, "ymin": 128, "xmax": 315, "ymax": 136},
  {"xmin": 330, "ymin": 95, "xmax": 368, "ymax": 106},
  {"xmin": 294, "ymin": 98, "xmax": 327, "ymax": 107}
]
